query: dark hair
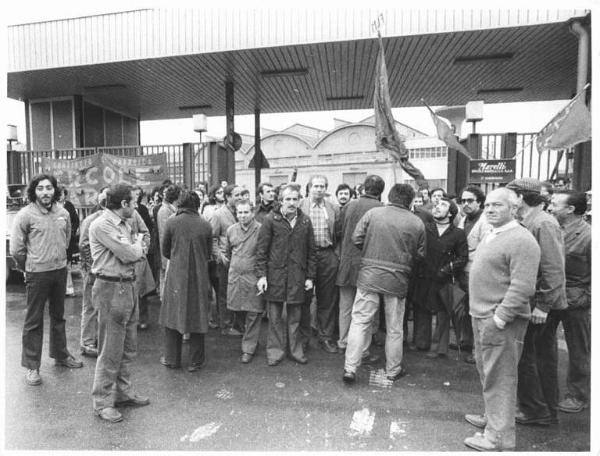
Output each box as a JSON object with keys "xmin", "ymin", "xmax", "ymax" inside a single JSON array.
[
  {"xmin": 161, "ymin": 179, "xmax": 173, "ymax": 186},
  {"xmin": 164, "ymin": 185, "xmax": 181, "ymax": 204},
  {"xmin": 556, "ymin": 191, "xmax": 587, "ymax": 215},
  {"xmin": 134, "ymin": 186, "xmax": 145, "ymax": 205},
  {"xmin": 440, "ymin": 197, "xmax": 459, "ymax": 222},
  {"xmin": 151, "ymin": 186, "xmax": 162, "ymax": 203},
  {"xmin": 178, "ymin": 190, "xmax": 200, "ymax": 211},
  {"xmin": 106, "ymin": 184, "xmax": 133, "ymax": 210},
  {"xmin": 430, "ymin": 187, "xmax": 447, "ymax": 198},
  {"xmin": 59, "ymin": 185, "xmax": 68, "ymax": 197},
  {"xmin": 461, "ymin": 185, "xmax": 486, "ymax": 208},
  {"xmin": 224, "ymin": 184, "xmax": 238, "ymax": 199},
  {"xmin": 363, "ymin": 175, "xmax": 385, "ymax": 197},
  {"xmin": 207, "ymin": 184, "xmax": 222, "ymax": 205},
  {"xmin": 27, "ymin": 174, "xmax": 60, "ymax": 204},
  {"xmin": 388, "ymin": 184, "xmax": 414, "ymax": 208},
  {"xmin": 240, "ymin": 188, "xmax": 250, "ymax": 197},
  {"xmin": 335, "ymin": 183, "xmax": 352, "ymax": 196},
  {"xmin": 514, "ymin": 189, "xmax": 545, "ymax": 207},
  {"xmin": 258, "ymin": 182, "xmax": 273, "ymax": 195},
  {"xmin": 235, "ymin": 199, "xmax": 254, "ymax": 211}
]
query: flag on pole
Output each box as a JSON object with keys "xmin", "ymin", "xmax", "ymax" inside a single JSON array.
[
  {"xmin": 536, "ymin": 87, "xmax": 591, "ymax": 151},
  {"xmin": 422, "ymin": 101, "xmax": 471, "ymax": 158},
  {"xmin": 374, "ymin": 32, "xmax": 427, "ymax": 188}
]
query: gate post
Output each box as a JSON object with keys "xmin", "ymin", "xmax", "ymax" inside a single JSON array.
[{"xmin": 182, "ymin": 143, "xmax": 194, "ymax": 189}]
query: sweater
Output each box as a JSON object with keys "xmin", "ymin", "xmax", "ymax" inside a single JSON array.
[{"xmin": 469, "ymin": 224, "xmax": 540, "ymax": 323}]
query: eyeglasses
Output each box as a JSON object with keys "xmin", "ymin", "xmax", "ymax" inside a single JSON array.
[{"xmin": 460, "ymin": 198, "xmax": 476, "ymax": 204}]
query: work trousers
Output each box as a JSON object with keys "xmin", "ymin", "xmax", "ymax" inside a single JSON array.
[
  {"xmin": 413, "ymin": 306, "xmax": 433, "ymax": 351},
  {"xmin": 163, "ymin": 327, "xmax": 205, "ymax": 367},
  {"xmin": 472, "ymin": 316, "xmax": 528, "ymax": 449},
  {"xmin": 338, "ymin": 285, "xmax": 376, "ymax": 353},
  {"xmin": 344, "ymin": 288, "xmax": 405, "ymax": 378},
  {"xmin": 517, "ymin": 320, "xmax": 559, "ymax": 420},
  {"xmin": 301, "ymin": 248, "xmax": 339, "ymax": 343},
  {"xmin": 91, "ymin": 279, "xmax": 138, "ymax": 411},
  {"xmin": 80, "ymin": 271, "xmax": 98, "ymax": 347},
  {"xmin": 216, "ymin": 263, "xmax": 232, "ymax": 329},
  {"xmin": 430, "ymin": 310, "xmax": 451, "ymax": 356},
  {"xmin": 241, "ymin": 311, "xmax": 262, "ymax": 355},
  {"xmin": 267, "ymin": 301, "xmax": 303, "ymax": 362},
  {"xmin": 22, "ymin": 268, "xmax": 70, "ymax": 370},
  {"xmin": 545, "ymin": 307, "xmax": 590, "ymax": 404}
]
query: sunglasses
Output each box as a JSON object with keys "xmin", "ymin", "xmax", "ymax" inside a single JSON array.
[{"xmin": 459, "ymin": 198, "xmax": 476, "ymax": 204}]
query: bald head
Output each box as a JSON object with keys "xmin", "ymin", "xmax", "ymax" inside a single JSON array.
[{"xmin": 484, "ymin": 188, "xmax": 519, "ymax": 228}]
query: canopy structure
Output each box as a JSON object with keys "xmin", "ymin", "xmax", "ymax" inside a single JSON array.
[{"xmin": 7, "ymin": 9, "xmax": 589, "ymax": 121}]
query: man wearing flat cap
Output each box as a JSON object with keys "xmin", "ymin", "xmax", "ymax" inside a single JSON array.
[{"xmin": 505, "ymin": 177, "xmax": 567, "ymax": 426}]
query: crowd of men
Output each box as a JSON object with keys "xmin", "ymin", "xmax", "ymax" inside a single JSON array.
[{"xmin": 9, "ymin": 172, "xmax": 591, "ymax": 451}]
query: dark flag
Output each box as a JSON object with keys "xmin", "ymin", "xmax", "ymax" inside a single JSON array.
[{"xmin": 374, "ymin": 32, "xmax": 427, "ymax": 188}]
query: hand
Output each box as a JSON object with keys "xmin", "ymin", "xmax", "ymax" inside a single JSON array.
[
  {"xmin": 492, "ymin": 314, "xmax": 506, "ymax": 330},
  {"xmin": 530, "ymin": 307, "xmax": 548, "ymax": 325},
  {"xmin": 304, "ymin": 279, "xmax": 313, "ymax": 291},
  {"xmin": 257, "ymin": 277, "xmax": 268, "ymax": 294}
]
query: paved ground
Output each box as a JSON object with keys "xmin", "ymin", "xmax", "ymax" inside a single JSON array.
[{"xmin": 3, "ymin": 272, "xmax": 591, "ymax": 452}]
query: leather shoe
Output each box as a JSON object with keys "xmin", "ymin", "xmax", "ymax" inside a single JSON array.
[
  {"xmin": 465, "ymin": 413, "xmax": 487, "ymax": 429},
  {"xmin": 55, "ymin": 355, "xmax": 84, "ymax": 368},
  {"xmin": 95, "ymin": 407, "xmax": 123, "ymax": 423},
  {"xmin": 267, "ymin": 358, "xmax": 282, "ymax": 366},
  {"xmin": 386, "ymin": 368, "xmax": 407, "ymax": 382},
  {"xmin": 288, "ymin": 354, "xmax": 308, "ymax": 364},
  {"xmin": 81, "ymin": 345, "xmax": 98, "ymax": 357},
  {"xmin": 187, "ymin": 363, "xmax": 204, "ymax": 372},
  {"xmin": 464, "ymin": 432, "xmax": 510, "ymax": 451},
  {"xmin": 342, "ymin": 370, "xmax": 356, "ymax": 384},
  {"xmin": 159, "ymin": 356, "xmax": 181, "ymax": 369},
  {"xmin": 240, "ymin": 353, "xmax": 253, "ymax": 364},
  {"xmin": 514, "ymin": 410, "xmax": 554, "ymax": 426},
  {"xmin": 319, "ymin": 340, "xmax": 338, "ymax": 353},
  {"xmin": 426, "ymin": 352, "xmax": 447, "ymax": 359},
  {"xmin": 115, "ymin": 394, "xmax": 150, "ymax": 407},
  {"xmin": 222, "ymin": 328, "xmax": 243, "ymax": 337}
]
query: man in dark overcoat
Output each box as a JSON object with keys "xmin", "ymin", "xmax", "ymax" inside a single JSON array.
[
  {"xmin": 256, "ymin": 184, "xmax": 317, "ymax": 366},
  {"xmin": 159, "ymin": 191, "xmax": 212, "ymax": 372}
]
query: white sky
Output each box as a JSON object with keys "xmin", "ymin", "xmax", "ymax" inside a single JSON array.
[{"xmin": 1, "ymin": 1, "xmax": 589, "ymax": 145}]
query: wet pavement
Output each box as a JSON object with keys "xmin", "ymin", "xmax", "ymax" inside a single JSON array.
[{"xmin": 3, "ymin": 273, "xmax": 591, "ymax": 452}]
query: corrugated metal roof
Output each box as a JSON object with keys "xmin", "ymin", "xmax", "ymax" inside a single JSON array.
[
  {"xmin": 7, "ymin": 9, "xmax": 588, "ymax": 120},
  {"xmin": 7, "ymin": 8, "xmax": 586, "ymax": 71}
]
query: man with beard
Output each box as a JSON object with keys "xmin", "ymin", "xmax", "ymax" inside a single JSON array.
[
  {"xmin": 11, "ymin": 174, "xmax": 83, "ymax": 386},
  {"xmin": 456, "ymin": 186, "xmax": 490, "ymax": 363},
  {"xmin": 414, "ymin": 197, "xmax": 468, "ymax": 357},
  {"xmin": 256, "ymin": 184, "xmax": 316, "ymax": 365}
]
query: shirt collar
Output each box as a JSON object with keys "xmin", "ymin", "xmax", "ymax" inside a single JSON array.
[
  {"xmin": 561, "ymin": 216, "xmax": 585, "ymax": 233},
  {"xmin": 519, "ymin": 204, "xmax": 544, "ymax": 228},
  {"xmin": 105, "ymin": 209, "xmax": 127, "ymax": 225},
  {"xmin": 34, "ymin": 201, "xmax": 54, "ymax": 214},
  {"xmin": 311, "ymin": 199, "xmax": 325, "ymax": 208},
  {"xmin": 491, "ymin": 219, "xmax": 519, "ymax": 235}
]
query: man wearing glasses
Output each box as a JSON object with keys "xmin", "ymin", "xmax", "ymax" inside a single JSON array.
[{"xmin": 456, "ymin": 186, "xmax": 490, "ymax": 363}]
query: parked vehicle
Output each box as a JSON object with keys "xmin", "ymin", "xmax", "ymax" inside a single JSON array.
[{"xmin": 6, "ymin": 184, "xmax": 27, "ymax": 282}]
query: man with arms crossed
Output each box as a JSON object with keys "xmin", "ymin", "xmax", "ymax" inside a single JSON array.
[
  {"xmin": 89, "ymin": 184, "xmax": 149, "ymax": 423},
  {"xmin": 463, "ymin": 187, "xmax": 540, "ymax": 451}
]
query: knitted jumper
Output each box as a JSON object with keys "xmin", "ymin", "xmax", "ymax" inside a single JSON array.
[{"xmin": 469, "ymin": 224, "xmax": 540, "ymax": 323}]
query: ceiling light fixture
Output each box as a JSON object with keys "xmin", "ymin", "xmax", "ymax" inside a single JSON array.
[
  {"xmin": 454, "ymin": 53, "xmax": 515, "ymax": 64},
  {"xmin": 476, "ymin": 87, "xmax": 523, "ymax": 95},
  {"xmin": 326, "ymin": 95, "xmax": 364, "ymax": 101},
  {"xmin": 260, "ymin": 68, "xmax": 308, "ymax": 78},
  {"xmin": 179, "ymin": 104, "xmax": 213, "ymax": 110}
]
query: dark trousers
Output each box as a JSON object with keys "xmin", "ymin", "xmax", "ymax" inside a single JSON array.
[
  {"xmin": 545, "ymin": 307, "xmax": 590, "ymax": 403},
  {"xmin": 216, "ymin": 263, "xmax": 232, "ymax": 329},
  {"xmin": 306, "ymin": 248, "xmax": 339, "ymax": 343},
  {"xmin": 164, "ymin": 327, "xmax": 205, "ymax": 367},
  {"xmin": 267, "ymin": 301, "xmax": 303, "ymax": 362},
  {"xmin": 22, "ymin": 268, "xmax": 70, "ymax": 370},
  {"xmin": 413, "ymin": 306, "xmax": 432, "ymax": 350},
  {"xmin": 138, "ymin": 295, "xmax": 150, "ymax": 325},
  {"xmin": 517, "ymin": 320, "xmax": 559, "ymax": 419}
]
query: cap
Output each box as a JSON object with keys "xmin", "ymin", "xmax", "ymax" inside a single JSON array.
[{"xmin": 506, "ymin": 177, "xmax": 542, "ymax": 193}]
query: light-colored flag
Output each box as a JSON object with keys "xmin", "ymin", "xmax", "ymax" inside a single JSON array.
[
  {"xmin": 422, "ymin": 101, "xmax": 471, "ymax": 159},
  {"xmin": 374, "ymin": 32, "xmax": 427, "ymax": 187},
  {"xmin": 536, "ymin": 87, "xmax": 591, "ymax": 151}
]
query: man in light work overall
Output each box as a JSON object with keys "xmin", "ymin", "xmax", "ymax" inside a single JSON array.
[
  {"xmin": 89, "ymin": 184, "xmax": 149, "ymax": 423},
  {"xmin": 10, "ymin": 174, "xmax": 84, "ymax": 387}
]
